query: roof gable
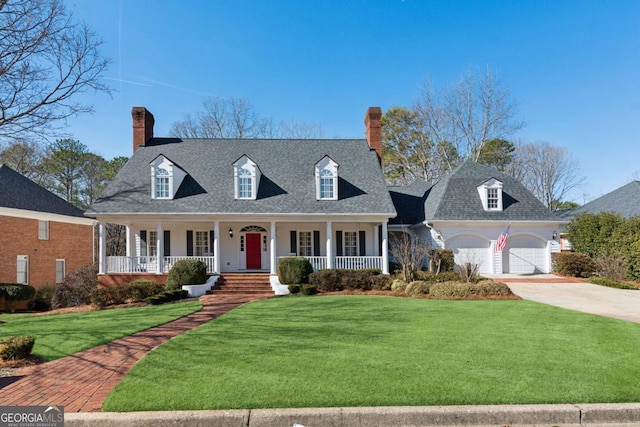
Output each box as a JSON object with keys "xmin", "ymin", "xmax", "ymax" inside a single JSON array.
[{"xmin": 0, "ymin": 164, "xmax": 85, "ymax": 218}]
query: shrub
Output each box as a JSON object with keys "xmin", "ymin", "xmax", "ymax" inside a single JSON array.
[
  {"xmin": 30, "ymin": 284, "xmax": 56, "ymax": 311},
  {"xmin": 278, "ymin": 257, "xmax": 314, "ymax": 285},
  {"xmin": 146, "ymin": 289, "xmax": 188, "ymax": 305},
  {"xmin": 390, "ymin": 279, "xmax": 408, "ymax": 292},
  {"xmin": 588, "ymin": 276, "xmax": 638, "ymax": 290},
  {"xmin": 428, "ymin": 249, "xmax": 455, "ymax": 273},
  {"xmin": 552, "ymin": 252, "xmax": 596, "ymax": 278},
  {"xmin": 594, "ymin": 252, "xmax": 627, "ymax": 282},
  {"xmin": 405, "ymin": 281, "xmax": 430, "ymax": 297},
  {"xmin": 288, "ymin": 284, "xmax": 301, "ymax": 294},
  {"xmin": 91, "ymin": 287, "xmax": 123, "ymax": 307},
  {"xmin": 0, "ymin": 283, "xmax": 36, "ymax": 312},
  {"xmin": 415, "ymin": 271, "xmax": 460, "ymax": 283},
  {"xmin": 0, "ymin": 336, "xmax": 35, "ymax": 360},
  {"xmin": 456, "ymin": 262, "xmax": 480, "ymax": 283},
  {"xmin": 300, "ymin": 284, "xmax": 318, "ymax": 295},
  {"xmin": 166, "ymin": 260, "xmax": 207, "ymax": 290},
  {"xmin": 128, "ymin": 280, "xmax": 165, "ymax": 302},
  {"xmin": 370, "ymin": 274, "xmax": 391, "ymax": 290},
  {"xmin": 51, "ymin": 264, "xmax": 98, "ymax": 309},
  {"xmin": 309, "ymin": 270, "xmax": 342, "ymax": 292},
  {"xmin": 429, "ymin": 280, "xmax": 515, "ymax": 300},
  {"xmin": 309, "ymin": 269, "xmax": 388, "ymax": 292}
]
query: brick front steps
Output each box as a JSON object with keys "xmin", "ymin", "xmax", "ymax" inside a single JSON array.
[{"xmin": 208, "ymin": 273, "xmax": 273, "ymax": 296}]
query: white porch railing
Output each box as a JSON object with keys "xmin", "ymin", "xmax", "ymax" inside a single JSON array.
[
  {"xmin": 276, "ymin": 256, "xmax": 382, "ymax": 272},
  {"xmin": 105, "ymin": 256, "xmax": 216, "ymax": 274},
  {"xmin": 334, "ymin": 256, "xmax": 382, "ymax": 270}
]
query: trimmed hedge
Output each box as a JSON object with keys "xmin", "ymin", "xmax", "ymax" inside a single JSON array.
[
  {"xmin": 146, "ymin": 289, "xmax": 189, "ymax": 305},
  {"xmin": 278, "ymin": 257, "xmax": 314, "ymax": 285},
  {"xmin": 414, "ymin": 271, "xmax": 460, "ymax": 283},
  {"xmin": 391, "ymin": 279, "xmax": 408, "ymax": 292},
  {"xmin": 288, "ymin": 284, "xmax": 301, "ymax": 294},
  {"xmin": 429, "ymin": 280, "xmax": 515, "ymax": 300},
  {"xmin": 30, "ymin": 283, "xmax": 56, "ymax": 311},
  {"xmin": 308, "ymin": 269, "xmax": 390, "ymax": 292},
  {"xmin": 300, "ymin": 284, "xmax": 318, "ymax": 295},
  {"xmin": 166, "ymin": 260, "xmax": 207, "ymax": 290},
  {"xmin": 0, "ymin": 336, "xmax": 35, "ymax": 361},
  {"xmin": 91, "ymin": 281, "xmax": 168, "ymax": 308},
  {"xmin": 552, "ymin": 252, "xmax": 596, "ymax": 278},
  {"xmin": 405, "ymin": 281, "xmax": 431, "ymax": 297},
  {"xmin": 588, "ymin": 276, "xmax": 639, "ymax": 290},
  {"xmin": 0, "ymin": 283, "xmax": 35, "ymax": 311}
]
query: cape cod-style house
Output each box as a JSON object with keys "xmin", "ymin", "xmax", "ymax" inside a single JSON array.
[{"xmin": 87, "ymin": 107, "xmax": 396, "ymax": 293}]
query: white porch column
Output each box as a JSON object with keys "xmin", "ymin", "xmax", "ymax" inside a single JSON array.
[
  {"xmin": 326, "ymin": 221, "xmax": 333, "ymax": 269},
  {"xmin": 156, "ymin": 222, "xmax": 163, "ymax": 274},
  {"xmin": 381, "ymin": 221, "xmax": 389, "ymax": 274},
  {"xmin": 270, "ymin": 221, "xmax": 277, "ymax": 274},
  {"xmin": 125, "ymin": 226, "xmax": 132, "ymax": 257},
  {"xmin": 98, "ymin": 222, "xmax": 106, "ymax": 275},
  {"xmin": 374, "ymin": 225, "xmax": 380, "ymax": 255},
  {"xmin": 214, "ymin": 221, "xmax": 220, "ymax": 274}
]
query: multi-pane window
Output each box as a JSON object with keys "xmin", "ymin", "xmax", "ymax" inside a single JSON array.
[
  {"xmin": 319, "ymin": 169, "xmax": 335, "ymax": 199},
  {"xmin": 38, "ymin": 220, "xmax": 49, "ymax": 240},
  {"xmin": 155, "ymin": 168, "xmax": 170, "ymax": 198},
  {"xmin": 487, "ymin": 188, "xmax": 499, "ymax": 209},
  {"xmin": 195, "ymin": 231, "xmax": 209, "ymax": 256},
  {"xmin": 298, "ymin": 231, "xmax": 312, "ymax": 257},
  {"xmin": 16, "ymin": 255, "xmax": 28, "ymax": 284},
  {"xmin": 344, "ymin": 231, "xmax": 358, "ymax": 256},
  {"xmin": 55, "ymin": 259, "xmax": 65, "ymax": 283},
  {"xmin": 238, "ymin": 169, "xmax": 253, "ymax": 199},
  {"xmin": 148, "ymin": 231, "xmax": 158, "ymax": 256}
]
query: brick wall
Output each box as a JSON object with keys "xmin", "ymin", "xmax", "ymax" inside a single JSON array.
[{"xmin": 0, "ymin": 216, "xmax": 94, "ymax": 288}]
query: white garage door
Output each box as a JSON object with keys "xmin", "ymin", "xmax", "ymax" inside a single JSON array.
[
  {"xmin": 503, "ymin": 235, "xmax": 548, "ymax": 274},
  {"xmin": 446, "ymin": 235, "xmax": 491, "ymax": 275}
]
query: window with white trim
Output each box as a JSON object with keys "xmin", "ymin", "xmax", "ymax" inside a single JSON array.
[
  {"xmin": 487, "ymin": 187, "xmax": 499, "ymax": 209},
  {"xmin": 38, "ymin": 220, "xmax": 49, "ymax": 240},
  {"xmin": 55, "ymin": 259, "xmax": 66, "ymax": 283},
  {"xmin": 238, "ymin": 169, "xmax": 253, "ymax": 199},
  {"xmin": 195, "ymin": 231, "xmax": 210, "ymax": 256},
  {"xmin": 16, "ymin": 255, "xmax": 28, "ymax": 284},
  {"xmin": 344, "ymin": 231, "xmax": 358, "ymax": 256},
  {"xmin": 298, "ymin": 231, "xmax": 312, "ymax": 257},
  {"xmin": 315, "ymin": 156, "xmax": 338, "ymax": 200},
  {"xmin": 149, "ymin": 231, "xmax": 158, "ymax": 256},
  {"xmin": 154, "ymin": 168, "xmax": 170, "ymax": 198}
]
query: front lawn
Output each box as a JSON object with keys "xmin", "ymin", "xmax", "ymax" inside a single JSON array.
[
  {"xmin": 0, "ymin": 301, "xmax": 202, "ymax": 360},
  {"xmin": 103, "ymin": 296, "xmax": 640, "ymax": 411}
]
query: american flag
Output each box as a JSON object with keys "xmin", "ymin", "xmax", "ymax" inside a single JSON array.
[{"xmin": 495, "ymin": 224, "xmax": 511, "ymax": 252}]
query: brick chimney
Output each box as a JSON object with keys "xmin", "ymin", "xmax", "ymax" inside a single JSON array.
[
  {"xmin": 365, "ymin": 106, "xmax": 382, "ymax": 164},
  {"xmin": 132, "ymin": 107, "xmax": 155, "ymax": 153}
]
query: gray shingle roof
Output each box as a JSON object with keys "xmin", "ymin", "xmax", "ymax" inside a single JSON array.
[
  {"xmin": 389, "ymin": 160, "xmax": 562, "ymax": 223},
  {"xmin": 388, "ymin": 180, "xmax": 430, "ymax": 225},
  {"xmin": 563, "ymin": 181, "xmax": 640, "ymax": 219},
  {"xmin": 88, "ymin": 138, "xmax": 397, "ymax": 217},
  {"xmin": 0, "ymin": 164, "xmax": 85, "ymax": 218}
]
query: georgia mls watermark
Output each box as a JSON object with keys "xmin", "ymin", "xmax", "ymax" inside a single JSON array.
[{"xmin": 0, "ymin": 406, "xmax": 64, "ymax": 427}]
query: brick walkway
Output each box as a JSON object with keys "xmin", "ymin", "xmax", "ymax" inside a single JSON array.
[{"xmin": 0, "ymin": 294, "xmax": 267, "ymax": 412}]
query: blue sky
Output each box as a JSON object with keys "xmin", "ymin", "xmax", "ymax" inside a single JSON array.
[{"xmin": 66, "ymin": 0, "xmax": 640, "ymax": 203}]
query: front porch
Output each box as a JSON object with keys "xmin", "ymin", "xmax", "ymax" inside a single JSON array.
[{"xmin": 104, "ymin": 255, "xmax": 385, "ymax": 274}]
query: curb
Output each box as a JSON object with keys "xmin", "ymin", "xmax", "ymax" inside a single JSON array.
[{"xmin": 64, "ymin": 403, "xmax": 640, "ymax": 426}]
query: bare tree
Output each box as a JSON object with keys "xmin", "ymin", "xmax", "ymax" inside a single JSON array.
[
  {"xmin": 170, "ymin": 96, "xmax": 324, "ymax": 139},
  {"xmin": 414, "ymin": 68, "xmax": 525, "ymax": 167},
  {"xmin": 0, "ymin": 139, "xmax": 46, "ymax": 183},
  {"xmin": 0, "ymin": 0, "xmax": 110, "ymax": 141},
  {"xmin": 389, "ymin": 232, "xmax": 431, "ymax": 282},
  {"xmin": 511, "ymin": 141, "xmax": 585, "ymax": 210}
]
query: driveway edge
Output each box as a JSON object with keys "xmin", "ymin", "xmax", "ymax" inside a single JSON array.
[{"xmin": 64, "ymin": 403, "xmax": 640, "ymax": 426}]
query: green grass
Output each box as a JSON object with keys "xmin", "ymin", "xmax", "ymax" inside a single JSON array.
[
  {"xmin": 103, "ymin": 296, "xmax": 640, "ymax": 411},
  {"xmin": 0, "ymin": 301, "xmax": 201, "ymax": 360}
]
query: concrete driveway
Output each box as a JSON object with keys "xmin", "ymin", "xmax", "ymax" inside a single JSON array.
[{"xmin": 498, "ymin": 275, "xmax": 640, "ymax": 323}]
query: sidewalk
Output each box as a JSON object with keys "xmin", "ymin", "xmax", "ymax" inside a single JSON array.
[{"xmin": 0, "ymin": 294, "xmax": 266, "ymax": 412}]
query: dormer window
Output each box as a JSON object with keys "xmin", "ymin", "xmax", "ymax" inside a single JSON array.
[
  {"xmin": 477, "ymin": 178, "xmax": 503, "ymax": 211},
  {"xmin": 315, "ymin": 156, "xmax": 338, "ymax": 200},
  {"xmin": 233, "ymin": 155, "xmax": 260, "ymax": 200},
  {"xmin": 155, "ymin": 168, "xmax": 170, "ymax": 199},
  {"xmin": 150, "ymin": 155, "xmax": 186, "ymax": 200}
]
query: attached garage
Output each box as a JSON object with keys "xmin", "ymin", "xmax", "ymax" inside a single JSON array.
[
  {"xmin": 502, "ymin": 235, "xmax": 548, "ymax": 274},
  {"xmin": 446, "ymin": 235, "xmax": 492, "ymax": 275}
]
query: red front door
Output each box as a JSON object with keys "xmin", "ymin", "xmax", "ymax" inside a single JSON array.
[{"xmin": 246, "ymin": 233, "xmax": 261, "ymax": 269}]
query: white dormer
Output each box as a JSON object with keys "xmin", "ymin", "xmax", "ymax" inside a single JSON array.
[
  {"xmin": 477, "ymin": 178, "xmax": 503, "ymax": 211},
  {"xmin": 150, "ymin": 155, "xmax": 187, "ymax": 200},
  {"xmin": 233, "ymin": 155, "xmax": 260, "ymax": 200},
  {"xmin": 315, "ymin": 156, "xmax": 338, "ymax": 200}
]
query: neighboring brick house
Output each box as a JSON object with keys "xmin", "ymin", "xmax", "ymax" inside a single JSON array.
[{"xmin": 0, "ymin": 165, "xmax": 95, "ymax": 288}]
